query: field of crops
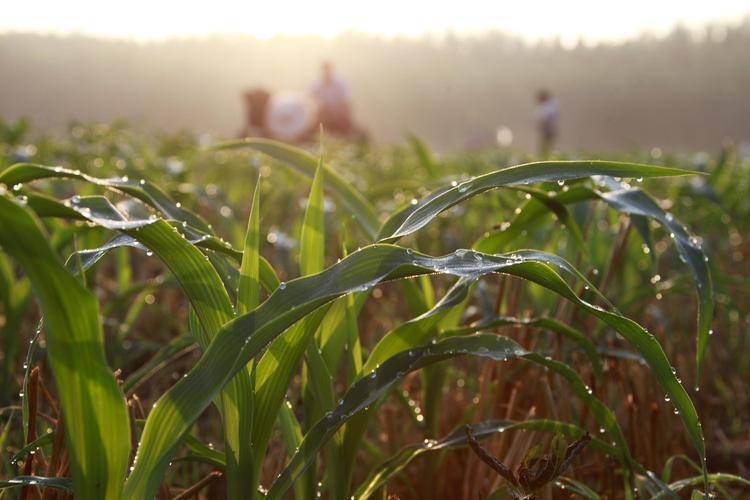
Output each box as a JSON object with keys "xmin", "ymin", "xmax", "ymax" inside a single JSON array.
[{"xmin": 0, "ymin": 120, "xmax": 748, "ymax": 499}]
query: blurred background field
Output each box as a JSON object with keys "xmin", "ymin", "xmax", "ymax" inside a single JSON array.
[{"xmin": 2, "ymin": 14, "xmax": 750, "ymax": 151}]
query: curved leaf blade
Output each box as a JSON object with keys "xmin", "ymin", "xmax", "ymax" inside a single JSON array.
[
  {"xmin": 355, "ymin": 419, "xmax": 614, "ymax": 500},
  {"xmin": 267, "ymin": 333, "xmax": 627, "ymax": 499},
  {"xmin": 378, "ymin": 160, "xmax": 697, "ymax": 241},
  {"xmin": 0, "ymin": 196, "xmax": 130, "ymax": 499},
  {"xmin": 123, "ymin": 244, "xmax": 702, "ymax": 498}
]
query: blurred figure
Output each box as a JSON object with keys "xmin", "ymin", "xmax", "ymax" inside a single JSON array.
[
  {"xmin": 240, "ymin": 88, "xmax": 316, "ymax": 142},
  {"xmin": 309, "ymin": 61, "xmax": 363, "ymax": 138},
  {"xmin": 535, "ymin": 89, "xmax": 559, "ymax": 157},
  {"xmin": 240, "ymin": 89, "xmax": 271, "ymax": 137},
  {"xmin": 238, "ymin": 62, "xmax": 367, "ymax": 143}
]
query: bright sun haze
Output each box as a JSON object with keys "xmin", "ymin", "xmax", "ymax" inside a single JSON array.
[{"xmin": 2, "ymin": 0, "xmax": 748, "ymax": 41}]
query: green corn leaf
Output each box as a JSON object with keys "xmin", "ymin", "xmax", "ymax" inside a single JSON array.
[
  {"xmin": 122, "ymin": 333, "xmax": 195, "ymax": 394},
  {"xmin": 9, "ymin": 431, "xmax": 55, "ymax": 465},
  {"xmin": 238, "ymin": 177, "xmax": 262, "ymax": 314},
  {"xmin": 355, "ymin": 419, "xmax": 614, "ymax": 500},
  {"xmin": 267, "ymin": 333, "xmax": 628, "ymax": 498},
  {"xmin": 278, "ymin": 400, "xmax": 312, "ymax": 500},
  {"xmin": 599, "ymin": 188, "xmax": 713, "ymax": 382},
  {"xmin": 35, "ymin": 191, "xmax": 254, "ymax": 499},
  {"xmin": 406, "ymin": 134, "xmax": 438, "ymax": 178},
  {"xmin": 449, "ymin": 314, "xmax": 603, "ymax": 378},
  {"xmin": 14, "ymin": 183, "xmax": 280, "ymax": 295},
  {"xmin": 342, "ymin": 278, "xmax": 472, "ymax": 470},
  {"xmin": 508, "ymin": 185, "xmax": 591, "ymax": 261},
  {"xmin": 299, "ymin": 154, "xmax": 333, "ymax": 491},
  {"xmin": 0, "ymin": 196, "xmax": 130, "ymax": 499},
  {"xmin": 301, "ymin": 154, "xmax": 326, "ymax": 276},
  {"xmin": 123, "ymin": 245, "xmax": 702, "ymax": 499},
  {"xmin": 0, "ymin": 476, "xmax": 74, "ymax": 493},
  {"xmin": 652, "ymin": 474, "xmax": 750, "ymax": 499},
  {"xmin": 661, "ymin": 454, "xmax": 703, "ymax": 483},
  {"xmin": 378, "ymin": 160, "xmax": 697, "ymax": 241},
  {"xmin": 213, "ymin": 138, "xmax": 380, "ymax": 239},
  {"xmin": 63, "ymin": 230, "xmax": 279, "ymax": 294},
  {"xmin": 363, "ymin": 278, "xmax": 472, "ymax": 373},
  {"xmin": 345, "ymin": 293, "xmax": 364, "ymax": 381},
  {"xmin": 317, "ymin": 296, "xmax": 360, "ymax": 372},
  {"xmin": 0, "ymin": 163, "xmax": 211, "ymax": 231},
  {"xmin": 0, "ymin": 254, "xmax": 31, "ymax": 404},
  {"xmin": 119, "ymin": 223, "xmax": 253, "ymax": 500},
  {"xmin": 250, "ymin": 308, "xmax": 329, "ymax": 480},
  {"xmin": 472, "ymin": 180, "xmax": 712, "ymax": 382},
  {"xmin": 554, "ymin": 477, "xmax": 602, "ymax": 499},
  {"xmin": 15, "ymin": 177, "xmax": 261, "ymax": 498},
  {"xmin": 182, "ymin": 435, "xmax": 227, "ymax": 469},
  {"xmin": 474, "ymin": 185, "xmax": 595, "ymax": 254},
  {"xmin": 3, "ymin": 163, "xmax": 280, "ymax": 292}
]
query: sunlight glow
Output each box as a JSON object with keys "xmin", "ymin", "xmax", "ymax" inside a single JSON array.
[{"xmin": 1, "ymin": 1, "xmax": 748, "ymax": 42}]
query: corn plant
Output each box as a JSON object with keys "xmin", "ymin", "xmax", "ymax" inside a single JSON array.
[{"xmin": 1, "ymin": 137, "xmax": 748, "ymax": 499}]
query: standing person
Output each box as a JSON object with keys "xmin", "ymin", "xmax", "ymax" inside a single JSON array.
[
  {"xmin": 310, "ymin": 61, "xmax": 353, "ymax": 136},
  {"xmin": 535, "ymin": 89, "xmax": 559, "ymax": 157}
]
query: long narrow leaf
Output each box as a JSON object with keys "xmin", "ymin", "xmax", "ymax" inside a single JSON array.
[
  {"xmin": 355, "ymin": 419, "xmax": 614, "ymax": 500},
  {"xmin": 123, "ymin": 244, "xmax": 702, "ymax": 498},
  {"xmin": 0, "ymin": 196, "xmax": 130, "ymax": 499},
  {"xmin": 267, "ymin": 333, "xmax": 628, "ymax": 498},
  {"xmin": 378, "ymin": 160, "xmax": 696, "ymax": 240}
]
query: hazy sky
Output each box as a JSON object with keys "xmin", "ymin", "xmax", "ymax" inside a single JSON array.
[{"xmin": 2, "ymin": 1, "xmax": 749, "ymax": 42}]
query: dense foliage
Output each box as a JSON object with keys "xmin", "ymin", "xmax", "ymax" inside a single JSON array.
[{"xmin": 0, "ymin": 122, "xmax": 748, "ymax": 498}]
